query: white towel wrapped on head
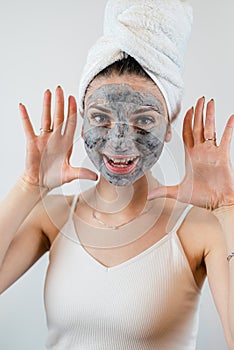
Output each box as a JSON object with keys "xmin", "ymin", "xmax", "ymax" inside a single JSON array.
[{"xmin": 78, "ymin": 0, "xmax": 193, "ymax": 121}]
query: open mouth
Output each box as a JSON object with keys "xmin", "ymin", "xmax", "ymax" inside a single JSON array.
[{"xmin": 103, "ymin": 154, "xmax": 139, "ymax": 174}]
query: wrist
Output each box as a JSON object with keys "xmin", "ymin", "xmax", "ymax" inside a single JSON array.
[{"xmin": 18, "ymin": 174, "xmax": 50, "ymax": 196}]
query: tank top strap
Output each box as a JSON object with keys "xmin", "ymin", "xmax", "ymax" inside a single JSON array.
[
  {"xmin": 171, "ymin": 204, "xmax": 193, "ymax": 233},
  {"xmin": 59, "ymin": 193, "xmax": 80, "ymax": 244},
  {"xmin": 68, "ymin": 193, "xmax": 80, "ymax": 220}
]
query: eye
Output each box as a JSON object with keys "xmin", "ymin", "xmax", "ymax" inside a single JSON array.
[
  {"xmin": 136, "ymin": 117, "xmax": 153, "ymax": 125},
  {"xmin": 90, "ymin": 113, "xmax": 111, "ymax": 127},
  {"xmin": 133, "ymin": 116, "xmax": 155, "ymax": 129}
]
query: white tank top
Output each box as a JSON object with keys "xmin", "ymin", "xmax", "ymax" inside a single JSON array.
[{"xmin": 44, "ymin": 195, "xmax": 201, "ymax": 350}]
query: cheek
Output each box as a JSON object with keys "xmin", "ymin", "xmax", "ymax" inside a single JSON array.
[
  {"xmin": 134, "ymin": 128, "xmax": 166, "ymax": 156},
  {"xmin": 83, "ymin": 125, "xmax": 108, "ymax": 151}
]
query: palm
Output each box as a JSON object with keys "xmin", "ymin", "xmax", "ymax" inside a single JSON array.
[
  {"xmin": 149, "ymin": 97, "xmax": 234, "ymax": 209},
  {"xmin": 20, "ymin": 87, "xmax": 97, "ymax": 190}
]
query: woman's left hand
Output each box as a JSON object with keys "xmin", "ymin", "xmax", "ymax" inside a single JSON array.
[{"xmin": 148, "ymin": 97, "xmax": 234, "ymax": 210}]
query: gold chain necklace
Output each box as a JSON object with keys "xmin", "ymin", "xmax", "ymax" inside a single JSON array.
[{"xmin": 91, "ymin": 201, "xmax": 154, "ymax": 230}]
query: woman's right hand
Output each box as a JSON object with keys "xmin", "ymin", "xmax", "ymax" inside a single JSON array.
[{"xmin": 19, "ymin": 86, "xmax": 98, "ymax": 191}]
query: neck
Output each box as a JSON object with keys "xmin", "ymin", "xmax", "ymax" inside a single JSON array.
[{"xmin": 93, "ymin": 172, "xmax": 158, "ymax": 214}]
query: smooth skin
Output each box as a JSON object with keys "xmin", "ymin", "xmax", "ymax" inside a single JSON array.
[{"xmin": 0, "ymin": 77, "xmax": 234, "ymax": 348}]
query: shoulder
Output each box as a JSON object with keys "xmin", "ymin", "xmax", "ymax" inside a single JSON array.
[
  {"xmin": 183, "ymin": 205, "xmax": 222, "ymax": 236},
  {"xmin": 181, "ymin": 204, "xmax": 224, "ymax": 258},
  {"xmin": 173, "ymin": 204, "xmax": 225, "ymax": 288},
  {"xmin": 183, "ymin": 205, "xmax": 220, "ymax": 230},
  {"xmin": 38, "ymin": 194, "xmax": 75, "ymax": 245},
  {"xmin": 165, "ymin": 199, "xmax": 219, "ymax": 233}
]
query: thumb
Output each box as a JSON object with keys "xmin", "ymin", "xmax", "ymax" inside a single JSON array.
[
  {"xmin": 147, "ymin": 185, "xmax": 179, "ymax": 201},
  {"xmin": 64, "ymin": 166, "xmax": 98, "ymax": 183}
]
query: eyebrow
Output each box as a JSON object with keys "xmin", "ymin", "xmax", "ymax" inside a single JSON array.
[
  {"xmin": 132, "ymin": 106, "xmax": 163, "ymax": 115},
  {"xmin": 87, "ymin": 104, "xmax": 165, "ymax": 117},
  {"xmin": 88, "ymin": 105, "xmax": 111, "ymax": 113}
]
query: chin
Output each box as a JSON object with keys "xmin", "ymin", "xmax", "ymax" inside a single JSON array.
[{"xmin": 103, "ymin": 170, "xmax": 145, "ymax": 187}]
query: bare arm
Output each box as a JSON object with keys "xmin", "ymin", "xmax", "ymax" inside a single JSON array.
[
  {"xmin": 148, "ymin": 97, "xmax": 234, "ymax": 346},
  {"xmin": 0, "ymin": 187, "xmax": 49, "ymax": 294},
  {"xmin": 0, "ymin": 178, "xmax": 48, "ymax": 271},
  {"xmin": 202, "ymin": 211, "xmax": 234, "ymax": 348},
  {"xmin": 0, "ymin": 193, "xmax": 74, "ymax": 294},
  {"xmin": 0, "ymin": 87, "xmax": 97, "ymax": 293},
  {"xmin": 211, "ymin": 207, "xmax": 234, "ymax": 343}
]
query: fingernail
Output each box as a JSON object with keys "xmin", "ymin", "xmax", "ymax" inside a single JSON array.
[
  {"xmin": 210, "ymin": 98, "xmax": 214, "ymax": 102},
  {"xmin": 57, "ymin": 85, "xmax": 61, "ymax": 89}
]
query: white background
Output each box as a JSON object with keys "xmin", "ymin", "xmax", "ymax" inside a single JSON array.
[{"xmin": 0, "ymin": 0, "xmax": 234, "ymax": 349}]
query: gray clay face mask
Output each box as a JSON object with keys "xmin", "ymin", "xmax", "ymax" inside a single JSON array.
[{"xmin": 83, "ymin": 84, "xmax": 168, "ymax": 186}]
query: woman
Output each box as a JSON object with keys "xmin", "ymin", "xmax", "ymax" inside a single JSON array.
[{"xmin": 0, "ymin": 0, "xmax": 234, "ymax": 349}]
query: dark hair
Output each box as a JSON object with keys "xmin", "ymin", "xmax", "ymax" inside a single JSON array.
[{"xmin": 91, "ymin": 54, "xmax": 154, "ymax": 83}]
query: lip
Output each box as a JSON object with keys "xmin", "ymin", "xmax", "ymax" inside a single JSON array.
[{"xmin": 103, "ymin": 153, "xmax": 140, "ymax": 174}]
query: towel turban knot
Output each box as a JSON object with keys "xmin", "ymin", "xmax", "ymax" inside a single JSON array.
[{"xmin": 78, "ymin": 0, "xmax": 193, "ymax": 121}]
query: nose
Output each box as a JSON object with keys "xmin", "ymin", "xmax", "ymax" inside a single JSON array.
[{"xmin": 109, "ymin": 122, "xmax": 130, "ymax": 150}]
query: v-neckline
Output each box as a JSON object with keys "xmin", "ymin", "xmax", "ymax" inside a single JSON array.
[
  {"xmin": 67, "ymin": 195, "xmax": 192, "ymax": 272},
  {"xmin": 70, "ymin": 216, "xmax": 174, "ymax": 272}
]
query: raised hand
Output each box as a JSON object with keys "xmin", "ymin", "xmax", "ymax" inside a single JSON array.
[
  {"xmin": 19, "ymin": 86, "xmax": 98, "ymax": 190},
  {"xmin": 148, "ymin": 97, "xmax": 234, "ymax": 209}
]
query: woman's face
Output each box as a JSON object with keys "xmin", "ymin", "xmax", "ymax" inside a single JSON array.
[{"xmin": 83, "ymin": 74, "xmax": 171, "ymax": 186}]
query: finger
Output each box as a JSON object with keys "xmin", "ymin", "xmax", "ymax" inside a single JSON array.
[
  {"xmin": 204, "ymin": 99, "xmax": 216, "ymax": 142},
  {"xmin": 41, "ymin": 89, "xmax": 52, "ymax": 130},
  {"xmin": 193, "ymin": 96, "xmax": 205, "ymax": 144},
  {"xmin": 220, "ymin": 114, "xmax": 234, "ymax": 153},
  {"xmin": 53, "ymin": 86, "xmax": 65, "ymax": 130},
  {"xmin": 64, "ymin": 167, "xmax": 98, "ymax": 183},
  {"xmin": 182, "ymin": 107, "xmax": 194, "ymax": 148},
  {"xmin": 147, "ymin": 185, "xmax": 179, "ymax": 201},
  {"xmin": 19, "ymin": 103, "xmax": 35, "ymax": 141},
  {"xmin": 64, "ymin": 96, "xmax": 77, "ymax": 138}
]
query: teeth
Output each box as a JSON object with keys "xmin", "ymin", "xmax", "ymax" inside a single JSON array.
[{"xmin": 108, "ymin": 157, "xmax": 136, "ymax": 164}]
